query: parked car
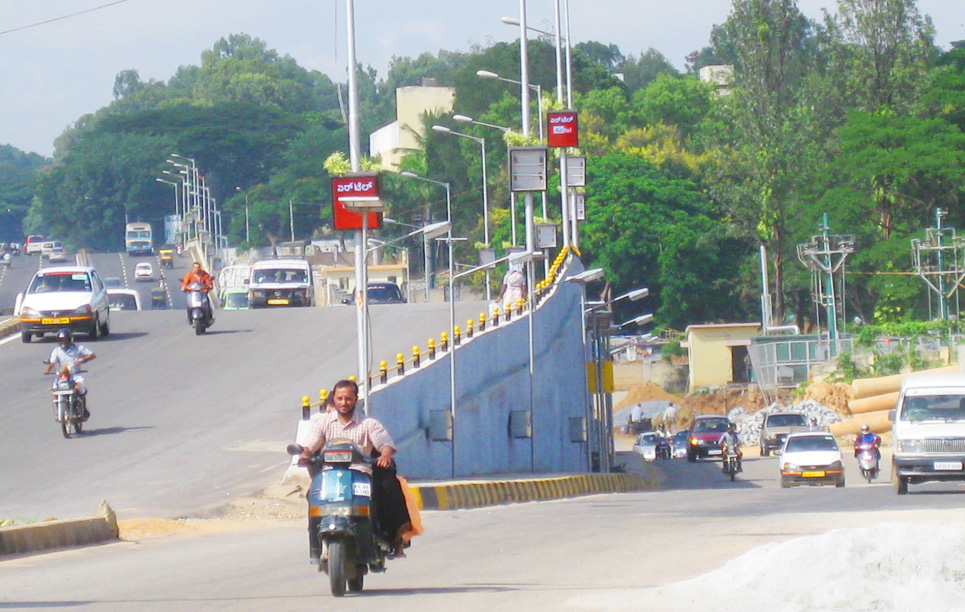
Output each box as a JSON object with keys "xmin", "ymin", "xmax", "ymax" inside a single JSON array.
[
  {"xmin": 671, "ymin": 430, "xmax": 690, "ymax": 459},
  {"xmin": 633, "ymin": 432, "xmax": 661, "ymax": 461},
  {"xmin": 367, "ymin": 281, "xmax": 406, "ymax": 304},
  {"xmin": 134, "ymin": 262, "xmax": 154, "ymax": 282},
  {"xmin": 107, "ymin": 288, "xmax": 142, "ymax": 311},
  {"xmin": 779, "ymin": 431, "xmax": 845, "ymax": 488},
  {"xmin": 24, "ymin": 235, "xmax": 44, "ymax": 255},
  {"xmin": 17, "ymin": 266, "xmax": 110, "ymax": 342},
  {"xmin": 759, "ymin": 412, "xmax": 808, "ymax": 457},
  {"xmin": 686, "ymin": 415, "xmax": 731, "ymax": 462}
]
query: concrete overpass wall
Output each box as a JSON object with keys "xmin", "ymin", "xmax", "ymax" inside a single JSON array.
[{"xmin": 369, "ymin": 274, "xmax": 589, "ymax": 479}]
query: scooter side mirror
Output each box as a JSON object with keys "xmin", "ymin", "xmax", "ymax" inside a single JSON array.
[{"xmin": 287, "ymin": 443, "xmax": 304, "ymax": 456}]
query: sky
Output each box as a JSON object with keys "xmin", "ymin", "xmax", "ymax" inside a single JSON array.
[{"xmin": 1, "ymin": 0, "xmax": 962, "ymax": 158}]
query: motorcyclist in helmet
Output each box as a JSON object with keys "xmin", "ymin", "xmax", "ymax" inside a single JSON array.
[
  {"xmin": 719, "ymin": 422, "xmax": 742, "ymax": 473},
  {"xmin": 43, "ymin": 329, "xmax": 96, "ymax": 420},
  {"xmin": 854, "ymin": 423, "xmax": 881, "ymax": 461}
]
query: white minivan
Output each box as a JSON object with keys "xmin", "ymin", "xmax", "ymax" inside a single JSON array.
[
  {"xmin": 247, "ymin": 259, "xmax": 315, "ymax": 308},
  {"xmin": 890, "ymin": 372, "xmax": 965, "ymax": 495}
]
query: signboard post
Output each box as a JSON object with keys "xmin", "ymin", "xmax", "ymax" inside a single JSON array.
[{"xmin": 331, "ymin": 173, "xmax": 382, "ymax": 231}]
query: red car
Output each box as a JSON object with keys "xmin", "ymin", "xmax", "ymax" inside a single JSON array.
[{"xmin": 686, "ymin": 415, "xmax": 731, "ymax": 462}]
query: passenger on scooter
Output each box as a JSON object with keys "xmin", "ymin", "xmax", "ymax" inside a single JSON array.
[
  {"xmin": 299, "ymin": 380, "xmax": 413, "ymax": 561},
  {"xmin": 719, "ymin": 423, "xmax": 742, "ymax": 473},
  {"xmin": 180, "ymin": 261, "xmax": 214, "ymax": 323},
  {"xmin": 43, "ymin": 329, "xmax": 96, "ymax": 420},
  {"xmin": 854, "ymin": 424, "xmax": 881, "ymax": 461}
]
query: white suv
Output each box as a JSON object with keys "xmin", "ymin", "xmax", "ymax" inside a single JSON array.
[
  {"xmin": 18, "ymin": 266, "xmax": 111, "ymax": 343},
  {"xmin": 891, "ymin": 372, "xmax": 965, "ymax": 495}
]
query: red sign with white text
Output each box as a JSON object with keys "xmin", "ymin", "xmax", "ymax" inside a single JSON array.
[
  {"xmin": 331, "ymin": 174, "xmax": 382, "ymax": 230},
  {"xmin": 547, "ymin": 110, "xmax": 579, "ymax": 147}
]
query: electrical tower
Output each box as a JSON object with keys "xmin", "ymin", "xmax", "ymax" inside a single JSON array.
[
  {"xmin": 796, "ymin": 213, "xmax": 855, "ymax": 340},
  {"xmin": 911, "ymin": 208, "xmax": 965, "ymax": 322}
]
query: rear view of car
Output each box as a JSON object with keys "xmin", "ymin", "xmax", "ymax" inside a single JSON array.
[
  {"xmin": 367, "ymin": 282, "xmax": 406, "ymax": 304},
  {"xmin": 24, "ymin": 235, "xmax": 44, "ymax": 255}
]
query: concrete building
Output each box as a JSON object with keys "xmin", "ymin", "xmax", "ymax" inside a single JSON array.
[
  {"xmin": 684, "ymin": 323, "xmax": 761, "ymax": 392},
  {"xmin": 698, "ymin": 64, "xmax": 734, "ymax": 96},
  {"xmin": 370, "ymin": 78, "xmax": 455, "ymax": 171}
]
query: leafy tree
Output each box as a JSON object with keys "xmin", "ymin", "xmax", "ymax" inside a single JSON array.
[
  {"xmin": 618, "ymin": 48, "xmax": 679, "ymax": 93},
  {"xmin": 632, "ymin": 74, "xmax": 715, "ymax": 137},
  {"xmin": 0, "ymin": 146, "xmax": 48, "ymax": 242}
]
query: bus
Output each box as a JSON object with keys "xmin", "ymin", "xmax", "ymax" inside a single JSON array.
[{"xmin": 125, "ymin": 222, "xmax": 153, "ymax": 256}]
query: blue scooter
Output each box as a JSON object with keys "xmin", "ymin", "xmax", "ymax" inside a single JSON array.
[{"xmin": 288, "ymin": 440, "xmax": 389, "ymax": 596}]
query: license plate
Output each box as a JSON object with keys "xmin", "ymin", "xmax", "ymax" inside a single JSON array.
[
  {"xmin": 934, "ymin": 461, "xmax": 963, "ymax": 471},
  {"xmin": 707, "ymin": 449, "xmax": 722, "ymax": 456},
  {"xmin": 267, "ymin": 298, "xmax": 289, "ymax": 305},
  {"xmin": 42, "ymin": 317, "xmax": 70, "ymax": 325},
  {"xmin": 802, "ymin": 471, "xmax": 826, "ymax": 478},
  {"xmin": 353, "ymin": 482, "xmax": 371, "ymax": 496}
]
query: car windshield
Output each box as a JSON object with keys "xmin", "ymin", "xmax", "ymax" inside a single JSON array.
[
  {"xmin": 255, "ymin": 269, "xmax": 305, "ymax": 283},
  {"xmin": 109, "ymin": 294, "xmax": 138, "ymax": 310},
  {"xmin": 28, "ymin": 272, "xmax": 91, "ymax": 293},
  {"xmin": 785, "ymin": 435, "xmax": 838, "ymax": 453},
  {"xmin": 767, "ymin": 414, "xmax": 807, "ymax": 427},
  {"xmin": 638, "ymin": 434, "xmax": 658, "ymax": 444},
  {"xmin": 369, "ymin": 284, "xmax": 403, "ymax": 302},
  {"xmin": 694, "ymin": 419, "xmax": 728, "ymax": 433},
  {"xmin": 899, "ymin": 394, "xmax": 965, "ymax": 422},
  {"xmin": 225, "ymin": 292, "xmax": 248, "ymax": 308}
]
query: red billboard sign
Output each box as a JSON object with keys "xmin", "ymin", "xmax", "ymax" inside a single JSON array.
[
  {"xmin": 547, "ymin": 110, "xmax": 579, "ymax": 147},
  {"xmin": 331, "ymin": 173, "xmax": 382, "ymax": 230}
]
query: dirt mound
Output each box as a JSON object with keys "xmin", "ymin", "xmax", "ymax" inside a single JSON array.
[
  {"xmin": 803, "ymin": 382, "xmax": 853, "ymax": 418},
  {"xmin": 615, "ymin": 382, "xmax": 679, "ymax": 411}
]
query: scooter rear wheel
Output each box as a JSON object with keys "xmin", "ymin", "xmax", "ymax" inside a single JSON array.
[{"xmin": 328, "ymin": 539, "xmax": 347, "ymax": 597}]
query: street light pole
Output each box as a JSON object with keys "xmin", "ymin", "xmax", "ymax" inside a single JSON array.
[
  {"xmin": 432, "ymin": 125, "xmax": 492, "ymax": 301},
  {"xmin": 236, "ymin": 187, "xmax": 249, "ymax": 243}
]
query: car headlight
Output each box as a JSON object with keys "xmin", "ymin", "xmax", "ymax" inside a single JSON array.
[
  {"xmin": 21, "ymin": 306, "xmax": 40, "ymax": 318},
  {"xmin": 782, "ymin": 462, "xmax": 800, "ymax": 472},
  {"xmin": 71, "ymin": 304, "xmax": 92, "ymax": 315},
  {"xmin": 898, "ymin": 439, "xmax": 922, "ymax": 453},
  {"xmin": 689, "ymin": 438, "xmax": 698, "ymax": 446}
]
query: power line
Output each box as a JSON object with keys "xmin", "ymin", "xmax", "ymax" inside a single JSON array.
[{"xmin": 0, "ymin": 0, "xmax": 131, "ymax": 37}]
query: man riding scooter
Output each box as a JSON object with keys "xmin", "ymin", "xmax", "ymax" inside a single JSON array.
[
  {"xmin": 854, "ymin": 424, "xmax": 881, "ymax": 461},
  {"xmin": 180, "ymin": 261, "xmax": 214, "ymax": 324}
]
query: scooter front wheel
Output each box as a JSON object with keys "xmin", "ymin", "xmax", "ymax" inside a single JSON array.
[{"xmin": 328, "ymin": 539, "xmax": 347, "ymax": 597}]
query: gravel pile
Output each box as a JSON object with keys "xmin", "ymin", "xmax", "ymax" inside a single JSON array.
[{"xmin": 726, "ymin": 400, "xmax": 842, "ymax": 446}]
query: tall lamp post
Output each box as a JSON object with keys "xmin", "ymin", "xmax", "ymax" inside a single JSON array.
[
  {"xmin": 476, "ymin": 70, "xmax": 544, "ymax": 141},
  {"xmin": 400, "ymin": 172, "xmax": 456, "ymax": 455},
  {"xmin": 431, "ymin": 124, "xmax": 492, "ymax": 301},
  {"xmin": 236, "ymin": 187, "xmax": 249, "ymax": 243},
  {"xmin": 368, "ymin": 221, "xmax": 451, "ymax": 305},
  {"xmin": 384, "ymin": 217, "xmax": 436, "ymax": 303}
]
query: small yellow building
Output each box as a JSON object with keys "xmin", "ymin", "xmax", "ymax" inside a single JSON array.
[
  {"xmin": 684, "ymin": 323, "xmax": 761, "ymax": 392},
  {"xmin": 370, "ymin": 79, "xmax": 455, "ymax": 171}
]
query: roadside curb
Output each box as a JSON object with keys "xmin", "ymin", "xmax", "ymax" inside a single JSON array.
[
  {"xmin": 0, "ymin": 501, "xmax": 118, "ymax": 556},
  {"xmin": 0, "ymin": 317, "xmax": 20, "ymax": 340},
  {"xmin": 409, "ymin": 472, "xmax": 655, "ymax": 511}
]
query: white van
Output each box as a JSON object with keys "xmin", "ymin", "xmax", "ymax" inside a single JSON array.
[
  {"xmin": 890, "ymin": 372, "xmax": 965, "ymax": 494},
  {"xmin": 247, "ymin": 258, "xmax": 314, "ymax": 308}
]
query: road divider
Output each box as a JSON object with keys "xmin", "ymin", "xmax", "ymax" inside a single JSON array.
[
  {"xmin": 0, "ymin": 316, "xmax": 20, "ymax": 340},
  {"xmin": 0, "ymin": 501, "xmax": 118, "ymax": 556}
]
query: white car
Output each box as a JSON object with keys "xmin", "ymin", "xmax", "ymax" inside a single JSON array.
[
  {"xmin": 779, "ymin": 431, "xmax": 846, "ymax": 488},
  {"xmin": 107, "ymin": 288, "xmax": 142, "ymax": 311},
  {"xmin": 633, "ymin": 432, "xmax": 660, "ymax": 461},
  {"xmin": 134, "ymin": 262, "xmax": 154, "ymax": 282},
  {"xmin": 17, "ymin": 266, "xmax": 110, "ymax": 343}
]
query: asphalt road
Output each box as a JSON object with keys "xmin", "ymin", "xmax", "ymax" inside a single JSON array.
[
  {"xmin": 3, "ymin": 452, "xmax": 965, "ymax": 611},
  {"xmin": 0, "ymin": 278, "xmax": 489, "ymax": 521}
]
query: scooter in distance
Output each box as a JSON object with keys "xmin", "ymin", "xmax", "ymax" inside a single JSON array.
[
  {"xmin": 184, "ymin": 281, "xmax": 212, "ymax": 335},
  {"xmin": 45, "ymin": 363, "xmax": 85, "ymax": 438},
  {"xmin": 288, "ymin": 440, "xmax": 393, "ymax": 597},
  {"xmin": 855, "ymin": 440, "xmax": 881, "ymax": 483}
]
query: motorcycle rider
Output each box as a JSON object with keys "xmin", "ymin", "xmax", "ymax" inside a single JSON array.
[
  {"xmin": 719, "ymin": 423, "xmax": 742, "ymax": 473},
  {"xmin": 299, "ymin": 380, "xmax": 413, "ymax": 562},
  {"xmin": 43, "ymin": 328, "xmax": 96, "ymax": 420},
  {"xmin": 180, "ymin": 261, "xmax": 214, "ymax": 324},
  {"xmin": 854, "ymin": 424, "xmax": 881, "ymax": 462}
]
